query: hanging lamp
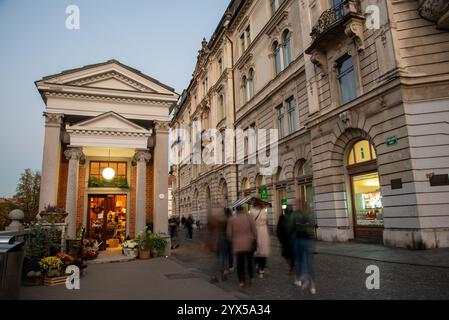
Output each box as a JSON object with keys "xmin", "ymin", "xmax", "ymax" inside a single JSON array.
[{"xmin": 102, "ymin": 149, "xmax": 115, "ymax": 180}]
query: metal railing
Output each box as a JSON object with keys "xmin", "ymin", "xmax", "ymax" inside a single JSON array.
[{"xmin": 310, "ymin": 1, "xmax": 350, "ymax": 39}]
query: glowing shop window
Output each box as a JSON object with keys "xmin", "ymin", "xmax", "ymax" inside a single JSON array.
[{"xmin": 352, "ymin": 172, "xmax": 383, "ymax": 226}]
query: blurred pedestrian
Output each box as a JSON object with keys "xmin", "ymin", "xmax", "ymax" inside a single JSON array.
[
  {"xmin": 227, "ymin": 205, "xmax": 257, "ymax": 288},
  {"xmin": 186, "ymin": 215, "xmax": 194, "ymax": 239},
  {"xmin": 289, "ymin": 199, "xmax": 317, "ymax": 294},
  {"xmin": 250, "ymin": 197, "xmax": 270, "ymax": 278},
  {"xmin": 224, "ymin": 208, "xmax": 234, "ymax": 273},
  {"xmin": 277, "ymin": 204, "xmax": 295, "ymax": 274}
]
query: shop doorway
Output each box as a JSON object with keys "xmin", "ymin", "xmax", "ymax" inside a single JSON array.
[
  {"xmin": 87, "ymin": 194, "xmax": 127, "ymax": 250},
  {"xmin": 347, "ymin": 140, "xmax": 384, "ymax": 242}
]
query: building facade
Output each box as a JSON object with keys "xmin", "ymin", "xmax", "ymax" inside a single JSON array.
[
  {"xmin": 172, "ymin": 0, "xmax": 449, "ymax": 249},
  {"xmin": 37, "ymin": 60, "xmax": 178, "ymax": 246}
]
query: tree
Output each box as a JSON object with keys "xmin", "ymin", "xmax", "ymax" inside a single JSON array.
[
  {"xmin": 14, "ymin": 169, "xmax": 41, "ymax": 224},
  {"xmin": 0, "ymin": 202, "xmax": 17, "ymax": 231}
]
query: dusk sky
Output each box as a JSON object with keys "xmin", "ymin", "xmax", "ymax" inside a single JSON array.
[{"xmin": 0, "ymin": 0, "xmax": 229, "ymax": 197}]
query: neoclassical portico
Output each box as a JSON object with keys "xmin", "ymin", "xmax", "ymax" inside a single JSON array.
[{"xmin": 36, "ymin": 60, "xmax": 178, "ymax": 245}]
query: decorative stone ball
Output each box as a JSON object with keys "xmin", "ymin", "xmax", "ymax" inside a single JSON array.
[{"xmin": 9, "ymin": 209, "xmax": 25, "ymax": 221}]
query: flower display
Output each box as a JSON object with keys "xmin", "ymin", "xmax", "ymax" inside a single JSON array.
[
  {"xmin": 122, "ymin": 240, "xmax": 138, "ymax": 249},
  {"xmin": 56, "ymin": 252, "xmax": 75, "ymax": 266},
  {"xmin": 82, "ymin": 239, "xmax": 99, "ymax": 260},
  {"xmin": 38, "ymin": 256, "xmax": 64, "ymax": 272}
]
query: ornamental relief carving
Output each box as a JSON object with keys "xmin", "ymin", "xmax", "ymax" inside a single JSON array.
[
  {"xmin": 344, "ymin": 20, "xmax": 365, "ymax": 52},
  {"xmin": 133, "ymin": 150, "xmax": 152, "ymax": 163},
  {"xmin": 43, "ymin": 112, "xmax": 64, "ymax": 125}
]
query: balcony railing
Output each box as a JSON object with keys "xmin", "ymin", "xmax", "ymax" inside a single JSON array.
[{"xmin": 311, "ymin": 1, "xmax": 349, "ymax": 40}]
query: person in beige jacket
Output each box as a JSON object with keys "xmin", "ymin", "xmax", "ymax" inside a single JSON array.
[
  {"xmin": 250, "ymin": 197, "xmax": 270, "ymax": 278},
  {"xmin": 226, "ymin": 205, "xmax": 257, "ymax": 288}
]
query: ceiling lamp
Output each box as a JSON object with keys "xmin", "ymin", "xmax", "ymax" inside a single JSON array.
[{"xmin": 102, "ymin": 149, "xmax": 115, "ymax": 180}]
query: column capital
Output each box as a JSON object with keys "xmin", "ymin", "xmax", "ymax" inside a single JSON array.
[
  {"xmin": 154, "ymin": 121, "xmax": 170, "ymax": 133},
  {"xmin": 133, "ymin": 150, "xmax": 152, "ymax": 163},
  {"xmin": 43, "ymin": 112, "xmax": 64, "ymax": 126},
  {"xmin": 64, "ymin": 147, "xmax": 84, "ymax": 161}
]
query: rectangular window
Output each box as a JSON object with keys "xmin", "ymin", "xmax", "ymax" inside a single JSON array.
[
  {"xmin": 246, "ymin": 25, "xmax": 251, "ymax": 47},
  {"xmin": 270, "ymin": 0, "xmax": 276, "ymax": 15},
  {"xmin": 337, "ymin": 55, "xmax": 357, "ymax": 104},
  {"xmin": 89, "ymin": 161, "xmax": 128, "ymax": 180},
  {"xmin": 240, "ymin": 33, "xmax": 245, "ymax": 54},
  {"xmin": 218, "ymin": 58, "xmax": 223, "ymax": 74},
  {"xmin": 287, "ymin": 97, "xmax": 297, "ymax": 133},
  {"xmin": 277, "ymin": 105, "xmax": 285, "ymax": 139}
]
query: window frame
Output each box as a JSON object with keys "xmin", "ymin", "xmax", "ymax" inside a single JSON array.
[{"xmin": 336, "ymin": 54, "xmax": 357, "ymax": 105}]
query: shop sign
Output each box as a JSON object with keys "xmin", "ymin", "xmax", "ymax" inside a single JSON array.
[
  {"xmin": 386, "ymin": 136, "xmax": 398, "ymax": 147},
  {"xmin": 281, "ymin": 199, "xmax": 288, "ymax": 209},
  {"xmin": 260, "ymin": 188, "xmax": 268, "ymax": 200}
]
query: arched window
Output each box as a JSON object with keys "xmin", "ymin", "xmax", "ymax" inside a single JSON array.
[
  {"xmin": 273, "ymin": 41, "xmax": 282, "ymax": 76},
  {"xmin": 248, "ymin": 68, "xmax": 255, "ymax": 99},
  {"xmin": 283, "ymin": 30, "xmax": 292, "ymax": 67},
  {"xmin": 348, "ymin": 140, "xmax": 377, "ymax": 166},
  {"xmin": 242, "ymin": 76, "xmax": 248, "ymax": 103}
]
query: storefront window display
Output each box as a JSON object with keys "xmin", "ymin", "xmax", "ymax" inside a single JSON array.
[{"xmin": 351, "ymin": 172, "xmax": 383, "ymax": 226}]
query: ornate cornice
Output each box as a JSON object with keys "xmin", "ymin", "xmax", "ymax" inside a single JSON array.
[
  {"xmin": 64, "ymin": 147, "xmax": 84, "ymax": 161},
  {"xmin": 67, "ymin": 129, "xmax": 150, "ymax": 137},
  {"xmin": 43, "ymin": 91, "xmax": 172, "ymax": 106},
  {"xmin": 66, "ymin": 71, "xmax": 155, "ymax": 93}
]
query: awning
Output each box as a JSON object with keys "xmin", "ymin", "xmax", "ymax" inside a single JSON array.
[{"xmin": 227, "ymin": 197, "xmax": 252, "ymax": 210}]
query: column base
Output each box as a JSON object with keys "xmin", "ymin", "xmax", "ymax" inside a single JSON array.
[
  {"xmin": 316, "ymin": 227, "xmax": 352, "ymax": 242},
  {"xmin": 383, "ymin": 228, "xmax": 449, "ymax": 249}
]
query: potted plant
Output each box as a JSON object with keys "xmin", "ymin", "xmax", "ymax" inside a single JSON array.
[
  {"xmin": 82, "ymin": 239, "xmax": 99, "ymax": 260},
  {"xmin": 39, "ymin": 204, "xmax": 68, "ymax": 223},
  {"xmin": 136, "ymin": 227, "xmax": 153, "ymax": 259},
  {"xmin": 122, "ymin": 240, "xmax": 138, "ymax": 258},
  {"xmin": 151, "ymin": 234, "xmax": 167, "ymax": 257}
]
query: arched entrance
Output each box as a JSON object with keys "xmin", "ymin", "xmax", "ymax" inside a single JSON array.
[
  {"xmin": 219, "ymin": 179, "xmax": 229, "ymax": 206},
  {"xmin": 294, "ymin": 159, "xmax": 314, "ymax": 214},
  {"xmin": 346, "ymin": 139, "xmax": 384, "ymax": 242}
]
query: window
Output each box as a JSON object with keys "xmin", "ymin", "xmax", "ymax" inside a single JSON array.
[
  {"xmin": 277, "ymin": 105, "xmax": 285, "ymax": 138},
  {"xmin": 218, "ymin": 58, "xmax": 223, "ymax": 74},
  {"xmin": 248, "ymin": 68, "xmax": 255, "ymax": 99},
  {"xmin": 89, "ymin": 161, "xmax": 127, "ymax": 180},
  {"xmin": 240, "ymin": 33, "xmax": 245, "ymax": 54},
  {"xmin": 242, "ymin": 76, "xmax": 248, "ymax": 103},
  {"xmin": 246, "ymin": 25, "xmax": 251, "ymax": 47},
  {"xmin": 283, "ymin": 30, "xmax": 292, "ymax": 67},
  {"xmin": 287, "ymin": 97, "xmax": 297, "ymax": 133},
  {"xmin": 270, "ymin": 0, "xmax": 276, "ymax": 15},
  {"xmin": 218, "ymin": 94, "xmax": 225, "ymax": 120},
  {"xmin": 273, "ymin": 42, "xmax": 282, "ymax": 75},
  {"xmin": 348, "ymin": 140, "xmax": 377, "ymax": 166},
  {"xmin": 337, "ymin": 55, "xmax": 357, "ymax": 104}
]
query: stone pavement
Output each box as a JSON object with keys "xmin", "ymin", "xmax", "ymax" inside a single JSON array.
[
  {"xmin": 19, "ymin": 256, "xmax": 237, "ymax": 300},
  {"xmin": 170, "ymin": 228, "xmax": 449, "ymax": 300}
]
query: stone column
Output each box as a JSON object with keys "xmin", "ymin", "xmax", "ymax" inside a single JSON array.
[
  {"xmin": 153, "ymin": 121, "xmax": 170, "ymax": 241},
  {"xmin": 64, "ymin": 147, "xmax": 84, "ymax": 239},
  {"xmin": 39, "ymin": 113, "xmax": 63, "ymax": 212},
  {"xmin": 133, "ymin": 150, "xmax": 152, "ymax": 235}
]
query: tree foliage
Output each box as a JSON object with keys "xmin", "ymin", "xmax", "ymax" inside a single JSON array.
[{"xmin": 14, "ymin": 169, "xmax": 41, "ymax": 224}]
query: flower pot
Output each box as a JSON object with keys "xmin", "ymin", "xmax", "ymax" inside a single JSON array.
[
  {"xmin": 123, "ymin": 248, "xmax": 138, "ymax": 258},
  {"xmin": 138, "ymin": 250, "xmax": 151, "ymax": 260}
]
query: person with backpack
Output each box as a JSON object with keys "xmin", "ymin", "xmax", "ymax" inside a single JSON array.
[{"xmin": 288, "ymin": 199, "xmax": 317, "ymax": 294}]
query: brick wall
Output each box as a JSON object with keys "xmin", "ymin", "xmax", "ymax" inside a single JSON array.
[
  {"xmin": 146, "ymin": 159, "xmax": 154, "ymax": 225},
  {"xmin": 76, "ymin": 165, "xmax": 86, "ymax": 227},
  {"xmin": 57, "ymin": 146, "xmax": 68, "ymax": 209}
]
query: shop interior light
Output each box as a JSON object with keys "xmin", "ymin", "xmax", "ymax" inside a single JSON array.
[{"xmin": 102, "ymin": 149, "xmax": 115, "ymax": 180}]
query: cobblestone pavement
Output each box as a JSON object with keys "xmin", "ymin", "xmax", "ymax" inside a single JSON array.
[{"xmin": 170, "ymin": 228, "xmax": 449, "ymax": 300}]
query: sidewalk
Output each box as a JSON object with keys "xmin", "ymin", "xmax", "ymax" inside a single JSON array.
[{"xmin": 19, "ymin": 257, "xmax": 238, "ymax": 300}]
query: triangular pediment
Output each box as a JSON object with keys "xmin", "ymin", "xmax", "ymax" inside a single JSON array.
[
  {"xmin": 67, "ymin": 111, "xmax": 150, "ymax": 133},
  {"xmin": 37, "ymin": 60, "xmax": 177, "ymax": 96}
]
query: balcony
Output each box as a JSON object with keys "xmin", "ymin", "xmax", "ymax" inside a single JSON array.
[{"xmin": 306, "ymin": 0, "xmax": 365, "ymax": 56}]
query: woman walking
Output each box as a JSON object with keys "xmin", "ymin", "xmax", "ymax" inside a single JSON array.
[
  {"xmin": 227, "ymin": 205, "xmax": 257, "ymax": 288},
  {"xmin": 250, "ymin": 197, "xmax": 270, "ymax": 278}
]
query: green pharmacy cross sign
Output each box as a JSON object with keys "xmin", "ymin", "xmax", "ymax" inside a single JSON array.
[
  {"xmin": 281, "ymin": 199, "xmax": 288, "ymax": 210},
  {"xmin": 260, "ymin": 188, "xmax": 268, "ymax": 200}
]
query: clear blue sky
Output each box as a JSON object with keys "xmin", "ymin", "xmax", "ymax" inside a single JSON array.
[{"xmin": 0, "ymin": 0, "xmax": 229, "ymax": 197}]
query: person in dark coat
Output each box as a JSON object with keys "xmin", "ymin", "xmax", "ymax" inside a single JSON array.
[
  {"xmin": 277, "ymin": 204, "xmax": 294, "ymax": 274},
  {"xmin": 186, "ymin": 215, "xmax": 194, "ymax": 239}
]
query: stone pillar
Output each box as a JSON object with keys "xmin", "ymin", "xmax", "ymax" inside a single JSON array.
[
  {"xmin": 153, "ymin": 121, "xmax": 170, "ymax": 238},
  {"xmin": 39, "ymin": 113, "xmax": 63, "ymax": 212},
  {"xmin": 64, "ymin": 147, "xmax": 84, "ymax": 239},
  {"xmin": 133, "ymin": 150, "xmax": 151, "ymax": 235}
]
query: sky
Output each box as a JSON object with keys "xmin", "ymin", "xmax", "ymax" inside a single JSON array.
[{"xmin": 0, "ymin": 0, "xmax": 230, "ymax": 197}]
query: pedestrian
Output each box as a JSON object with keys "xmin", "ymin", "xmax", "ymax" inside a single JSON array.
[
  {"xmin": 186, "ymin": 214, "xmax": 194, "ymax": 239},
  {"xmin": 288, "ymin": 199, "xmax": 317, "ymax": 294},
  {"xmin": 181, "ymin": 216, "xmax": 187, "ymax": 228},
  {"xmin": 277, "ymin": 204, "xmax": 295, "ymax": 274},
  {"xmin": 208, "ymin": 205, "xmax": 230, "ymax": 283},
  {"xmin": 250, "ymin": 197, "xmax": 270, "ymax": 278},
  {"xmin": 224, "ymin": 208, "xmax": 234, "ymax": 273},
  {"xmin": 226, "ymin": 205, "xmax": 257, "ymax": 288}
]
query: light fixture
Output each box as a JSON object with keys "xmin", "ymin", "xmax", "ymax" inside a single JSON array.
[{"xmin": 102, "ymin": 149, "xmax": 115, "ymax": 180}]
